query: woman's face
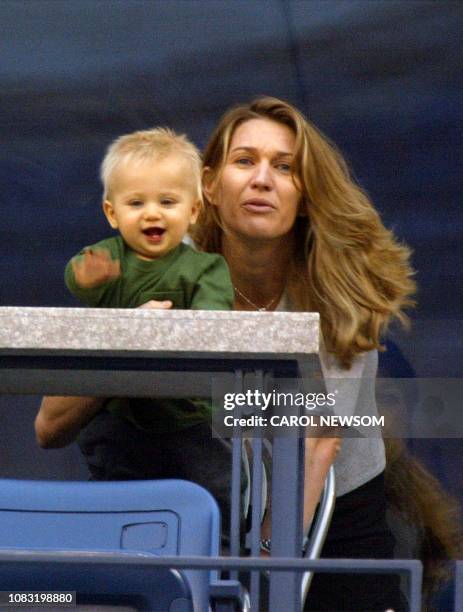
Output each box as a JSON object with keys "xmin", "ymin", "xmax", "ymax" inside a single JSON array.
[{"xmin": 208, "ymin": 118, "xmax": 302, "ymax": 243}]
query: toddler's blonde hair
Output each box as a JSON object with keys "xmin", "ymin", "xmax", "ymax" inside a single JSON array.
[{"xmin": 101, "ymin": 127, "xmax": 202, "ymax": 203}]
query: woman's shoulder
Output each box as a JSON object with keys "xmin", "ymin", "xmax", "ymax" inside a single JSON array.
[
  {"xmin": 278, "ymin": 290, "xmax": 378, "ymax": 377},
  {"xmin": 320, "ymin": 344, "xmax": 378, "ymax": 379}
]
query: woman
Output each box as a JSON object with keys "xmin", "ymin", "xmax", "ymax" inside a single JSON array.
[
  {"xmin": 194, "ymin": 96, "xmax": 415, "ymax": 611},
  {"xmin": 37, "ymin": 96, "xmax": 415, "ymax": 610}
]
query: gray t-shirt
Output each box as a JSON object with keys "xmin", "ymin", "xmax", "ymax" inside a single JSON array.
[{"xmin": 277, "ymin": 294, "xmax": 385, "ymax": 497}]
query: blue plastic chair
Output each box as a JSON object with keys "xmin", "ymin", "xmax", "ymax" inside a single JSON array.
[{"xmin": 0, "ymin": 478, "xmax": 232, "ymax": 611}]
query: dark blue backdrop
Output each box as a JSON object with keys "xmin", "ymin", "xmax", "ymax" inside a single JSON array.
[{"xmin": 1, "ymin": 0, "xmax": 462, "ymax": 498}]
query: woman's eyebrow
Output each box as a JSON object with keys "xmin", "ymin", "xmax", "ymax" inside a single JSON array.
[
  {"xmin": 274, "ymin": 151, "xmax": 294, "ymax": 159},
  {"xmin": 230, "ymin": 146, "xmax": 294, "ymax": 157}
]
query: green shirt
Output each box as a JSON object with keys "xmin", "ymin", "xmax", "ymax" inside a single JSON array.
[
  {"xmin": 65, "ymin": 236, "xmax": 233, "ymax": 310},
  {"xmin": 65, "ymin": 236, "xmax": 233, "ymax": 432}
]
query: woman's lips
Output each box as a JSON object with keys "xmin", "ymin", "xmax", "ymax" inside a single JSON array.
[{"xmin": 241, "ymin": 198, "xmax": 275, "ymax": 213}]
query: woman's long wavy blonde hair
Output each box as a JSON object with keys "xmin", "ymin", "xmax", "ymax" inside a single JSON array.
[
  {"xmin": 385, "ymin": 439, "xmax": 463, "ymax": 609},
  {"xmin": 194, "ymin": 96, "xmax": 416, "ymax": 367}
]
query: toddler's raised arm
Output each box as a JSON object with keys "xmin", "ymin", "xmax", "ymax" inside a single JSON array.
[{"xmin": 71, "ymin": 248, "xmax": 120, "ymax": 289}]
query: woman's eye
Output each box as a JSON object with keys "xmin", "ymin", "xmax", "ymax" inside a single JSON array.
[
  {"xmin": 276, "ymin": 162, "xmax": 291, "ymax": 173},
  {"xmin": 235, "ymin": 157, "xmax": 253, "ymax": 166}
]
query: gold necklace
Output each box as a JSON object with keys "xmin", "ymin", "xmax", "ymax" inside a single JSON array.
[{"xmin": 233, "ymin": 285, "xmax": 280, "ymax": 311}]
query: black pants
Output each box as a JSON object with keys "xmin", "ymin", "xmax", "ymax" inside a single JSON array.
[
  {"xmin": 77, "ymin": 410, "xmax": 245, "ymax": 539},
  {"xmin": 304, "ymin": 472, "xmax": 407, "ymax": 612}
]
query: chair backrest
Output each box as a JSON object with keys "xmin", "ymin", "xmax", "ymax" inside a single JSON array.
[{"xmin": 0, "ymin": 478, "xmax": 221, "ymax": 610}]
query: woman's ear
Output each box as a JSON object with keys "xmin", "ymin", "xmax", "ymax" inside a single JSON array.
[
  {"xmin": 103, "ymin": 200, "xmax": 119, "ymax": 229},
  {"xmin": 202, "ymin": 166, "xmax": 217, "ymax": 206},
  {"xmin": 297, "ymin": 197, "xmax": 309, "ymax": 217}
]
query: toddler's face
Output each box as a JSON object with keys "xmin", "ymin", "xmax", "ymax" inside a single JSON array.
[{"xmin": 103, "ymin": 155, "xmax": 200, "ymax": 259}]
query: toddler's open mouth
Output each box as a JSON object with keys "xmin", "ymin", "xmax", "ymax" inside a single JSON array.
[{"xmin": 142, "ymin": 227, "xmax": 165, "ymax": 242}]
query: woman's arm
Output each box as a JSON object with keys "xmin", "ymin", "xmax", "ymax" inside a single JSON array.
[
  {"xmin": 260, "ymin": 435, "xmax": 340, "ymax": 549},
  {"xmin": 35, "ymin": 396, "xmax": 104, "ymax": 449},
  {"xmin": 303, "ymin": 436, "xmax": 341, "ymax": 533},
  {"xmin": 36, "ymin": 300, "xmax": 173, "ymax": 449}
]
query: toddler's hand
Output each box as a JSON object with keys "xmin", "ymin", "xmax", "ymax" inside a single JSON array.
[
  {"xmin": 72, "ymin": 248, "xmax": 121, "ymax": 288},
  {"xmin": 138, "ymin": 300, "xmax": 173, "ymax": 309}
]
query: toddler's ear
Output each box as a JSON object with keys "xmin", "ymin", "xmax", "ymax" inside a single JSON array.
[
  {"xmin": 189, "ymin": 199, "xmax": 201, "ymax": 225},
  {"xmin": 103, "ymin": 200, "xmax": 119, "ymax": 229},
  {"xmin": 202, "ymin": 166, "xmax": 217, "ymax": 206}
]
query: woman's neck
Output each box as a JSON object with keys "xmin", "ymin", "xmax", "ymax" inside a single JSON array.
[{"xmin": 222, "ymin": 233, "xmax": 294, "ymax": 311}]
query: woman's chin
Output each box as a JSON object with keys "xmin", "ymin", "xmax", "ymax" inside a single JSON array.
[{"xmin": 237, "ymin": 225, "xmax": 294, "ymax": 244}]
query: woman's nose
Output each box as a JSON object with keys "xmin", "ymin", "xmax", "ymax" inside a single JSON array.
[{"xmin": 250, "ymin": 162, "xmax": 273, "ymax": 190}]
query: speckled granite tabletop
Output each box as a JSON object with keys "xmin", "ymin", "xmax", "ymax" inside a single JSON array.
[{"xmin": 0, "ymin": 307, "xmax": 319, "ymax": 360}]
